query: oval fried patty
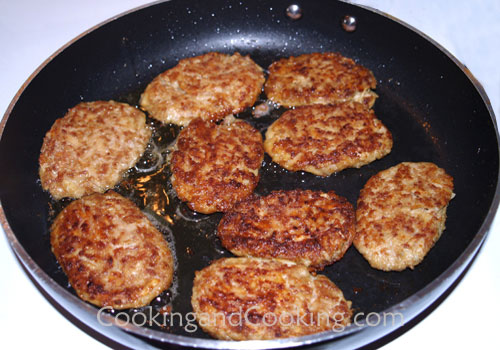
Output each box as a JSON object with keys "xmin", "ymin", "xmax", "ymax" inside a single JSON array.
[
  {"xmin": 140, "ymin": 52, "xmax": 265, "ymax": 126},
  {"xmin": 50, "ymin": 191, "xmax": 174, "ymax": 309},
  {"xmin": 264, "ymin": 103, "xmax": 393, "ymax": 176},
  {"xmin": 170, "ymin": 116, "xmax": 264, "ymax": 214},
  {"xmin": 217, "ymin": 190, "xmax": 355, "ymax": 269},
  {"xmin": 191, "ymin": 257, "xmax": 352, "ymax": 340},
  {"xmin": 354, "ymin": 162, "xmax": 455, "ymax": 271},
  {"xmin": 39, "ymin": 101, "xmax": 151, "ymax": 200},
  {"xmin": 264, "ymin": 52, "xmax": 377, "ymax": 108}
]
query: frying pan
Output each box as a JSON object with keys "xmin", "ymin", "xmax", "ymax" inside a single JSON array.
[{"xmin": 1, "ymin": 0, "xmax": 499, "ymax": 349}]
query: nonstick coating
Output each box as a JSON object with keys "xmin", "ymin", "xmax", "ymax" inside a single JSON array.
[{"xmin": 0, "ymin": 0, "xmax": 498, "ymax": 348}]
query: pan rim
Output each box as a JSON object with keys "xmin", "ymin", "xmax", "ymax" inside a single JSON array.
[{"xmin": 1, "ymin": 0, "xmax": 499, "ymax": 348}]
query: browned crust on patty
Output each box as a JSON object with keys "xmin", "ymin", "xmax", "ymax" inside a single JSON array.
[
  {"xmin": 170, "ymin": 116, "xmax": 264, "ymax": 214},
  {"xmin": 217, "ymin": 189, "xmax": 355, "ymax": 269},
  {"xmin": 39, "ymin": 101, "xmax": 151, "ymax": 200},
  {"xmin": 50, "ymin": 191, "xmax": 174, "ymax": 309},
  {"xmin": 264, "ymin": 52, "xmax": 377, "ymax": 108},
  {"xmin": 191, "ymin": 257, "xmax": 352, "ymax": 340},
  {"xmin": 140, "ymin": 52, "xmax": 265, "ymax": 126},
  {"xmin": 354, "ymin": 162, "xmax": 455, "ymax": 271},
  {"xmin": 264, "ymin": 103, "xmax": 393, "ymax": 176}
]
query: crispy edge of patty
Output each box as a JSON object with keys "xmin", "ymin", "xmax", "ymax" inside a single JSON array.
[
  {"xmin": 50, "ymin": 191, "xmax": 174, "ymax": 309},
  {"xmin": 39, "ymin": 100, "xmax": 151, "ymax": 200},
  {"xmin": 140, "ymin": 52, "xmax": 265, "ymax": 126},
  {"xmin": 217, "ymin": 189, "xmax": 355, "ymax": 269},
  {"xmin": 264, "ymin": 52, "xmax": 377, "ymax": 108},
  {"xmin": 191, "ymin": 257, "xmax": 352, "ymax": 340},
  {"xmin": 353, "ymin": 162, "xmax": 455, "ymax": 271},
  {"xmin": 264, "ymin": 102, "xmax": 393, "ymax": 176},
  {"xmin": 170, "ymin": 116, "xmax": 264, "ymax": 214}
]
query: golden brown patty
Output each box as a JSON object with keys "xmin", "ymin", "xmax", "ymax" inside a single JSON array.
[
  {"xmin": 39, "ymin": 101, "xmax": 151, "ymax": 200},
  {"xmin": 140, "ymin": 52, "xmax": 265, "ymax": 126},
  {"xmin": 50, "ymin": 191, "xmax": 174, "ymax": 309},
  {"xmin": 217, "ymin": 189, "xmax": 355, "ymax": 269},
  {"xmin": 191, "ymin": 257, "xmax": 352, "ymax": 340},
  {"xmin": 264, "ymin": 103, "xmax": 393, "ymax": 176},
  {"xmin": 354, "ymin": 162, "xmax": 455, "ymax": 271},
  {"xmin": 170, "ymin": 116, "xmax": 264, "ymax": 214},
  {"xmin": 264, "ymin": 52, "xmax": 377, "ymax": 108}
]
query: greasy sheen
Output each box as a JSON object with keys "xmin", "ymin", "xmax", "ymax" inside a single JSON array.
[
  {"xmin": 39, "ymin": 101, "xmax": 151, "ymax": 199},
  {"xmin": 191, "ymin": 257, "xmax": 352, "ymax": 340},
  {"xmin": 264, "ymin": 52, "xmax": 377, "ymax": 108},
  {"xmin": 217, "ymin": 189, "xmax": 355, "ymax": 269},
  {"xmin": 354, "ymin": 162, "xmax": 455, "ymax": 271},
  {"xmin": 140, "ymin": 52, "xmax": 265, "ymax": 126},
  {"xmin": 170, "ymin": 116, "xmax": 264, "ymax": 214},
  {"xmin": 264, "ymin": 102, "xmax": 393, "ymax": 176},
  {"xmin": 50, "ymin": 191, "xmax": 174, "ymax": 309}
]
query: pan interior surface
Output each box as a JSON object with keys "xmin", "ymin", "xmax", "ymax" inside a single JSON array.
[{"xmin": 0, "ymin": 0, "xmax": 498, "ymax": 347}]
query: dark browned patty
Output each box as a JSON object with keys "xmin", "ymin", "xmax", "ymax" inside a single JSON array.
[
  {"xmin": 264, "ymin": 103, "xmax": 393, "ymax": 176},
  {"xmin": 191, "ymin": 257, "xmax": 352, "ymax": 340},
  {"xmin": 50, "ymin": 191, "xmax": 174, "ymax": 309},
  {"xmin": 264, "ymin": 52, "xmax": 377, "ymax": 108},
  {"xmin": 170, "ymin": 116, "xmax": 264, "ymax": 214},
  {"xmin": 217, "ymin": 189, "xmax": 355, "ymax": 269}
]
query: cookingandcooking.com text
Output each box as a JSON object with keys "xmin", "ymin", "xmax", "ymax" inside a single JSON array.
[{"xmin": 97, "ymin": 306, "xmax": 404, "ymax": 332}]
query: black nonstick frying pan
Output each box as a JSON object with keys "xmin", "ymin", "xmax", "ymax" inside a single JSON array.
[{"xmin": 1, "ymin": 0, "xmax": 499, "ymax": 349}]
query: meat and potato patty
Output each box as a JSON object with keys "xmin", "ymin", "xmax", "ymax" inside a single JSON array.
[
  {"xmin": 140, "ymin": 52, "xmax": 265, "ymax": 126},
  {"xmin": 217, "ymin": 189, "xmax": 355, "ymax": 269},
  {"xmin": 354, "ymin": 162, "xmax": 455, "ymax": 271},
  {"xmin": 191, "ymin": 257, "xmax": 352, "ymax": 340},
  {"xmin": 170, "ymin": 116, "xmax": 264, "ymax": 214},
  {"xmin": 39, "ymin": 101, "xmax": 151, "ymax": 200},
  {"xmin": 50, "ymin": 191, "xmax": 174, "ymax": 309},
  {"xmin": 264, "ymin": 52, "xmax": 377, "ymax": 108},
  {"xmin": 264, "ymin": 103, "xmax": 393, "ymax": 176}
]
